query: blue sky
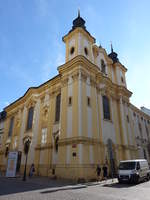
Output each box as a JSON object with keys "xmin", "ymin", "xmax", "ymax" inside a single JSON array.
[{"xmin": 0, "ymin": 0, "xmax": 150, "ymax": 111}]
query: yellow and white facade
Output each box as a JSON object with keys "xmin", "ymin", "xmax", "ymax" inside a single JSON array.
[{"xmin": 0, "ymin": 13, "xmax": 150, "ymax": 181}]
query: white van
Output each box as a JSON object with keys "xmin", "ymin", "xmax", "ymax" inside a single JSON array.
[{"xmin": 118, "ymin": 159, "xmax": 150, "ymax": 184}]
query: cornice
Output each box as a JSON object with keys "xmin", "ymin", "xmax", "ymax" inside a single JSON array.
[
  {"xmin": 58, "ymin": 136, "xmax": 104, "ymax": 146},
  {"xmin": 113, "ymin": 62, "xmax": 127, "ymax": 72},
  {"xmin": 5, "ymin": 75, "xmax": 60, "ymax": 113},
  {"xmin": 63, "ymin": 27, "xmax": 95, "ymax": 44},
  {"xmin": 58, "ymin": 55, "xmax": 100, "ymax": 75}
]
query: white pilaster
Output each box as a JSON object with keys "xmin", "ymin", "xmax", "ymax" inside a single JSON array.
[
  {"xmin": 78, "ymin": 71, "xmax": 82, "ymax": 136},
  {"xmin": 28, "ymin": 99, "xmax": 41, "ymax": 164},
  {"xmin": 78, "ymin": 143, "xmax": 83, "ymax": 164}
]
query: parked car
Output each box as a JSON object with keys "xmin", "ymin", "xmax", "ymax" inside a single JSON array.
[{"xmin": 118, "ymin": 159, "xmax": 150, "ymax": 184}]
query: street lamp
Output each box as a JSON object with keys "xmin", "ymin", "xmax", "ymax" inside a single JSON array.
[{"xmin": 22, "ymin": 139, "xmax": 31, "ymax": 181}]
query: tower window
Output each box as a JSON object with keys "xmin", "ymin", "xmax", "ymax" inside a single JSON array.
[
  {"xmin": 102, "ymin": 95, "xmax": 110, "ymax": 120},
  {"xmin": 26, "ymin": 107, "xmax": 34, "ymax": 130},
  {"xmin": 121, "ymin": 76, "xmax": 124, "ymax": 83},
  {"xmin": 55, "ymin": 94, "xmax": 61, "ymax": 122},
  {"xmin": 84, "ymin": 47, "xmax": 88, "ymax": 56},
  {"xmin": 70, "ymin": 47, "xmax": 75, "ymax": 55}
]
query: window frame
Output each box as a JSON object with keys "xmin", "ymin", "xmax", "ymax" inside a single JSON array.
[
  {"xmin": 55, "ymin": 93, "xmax": 61, "ymax": 122},
  {"xmin": 87, "ymin": 96, "xmax": 91, "ymax": 107},
  {"xmin": 102, "ymin": 95, "xmax": 111, "ymax": 120},
  {"xmin": 41, "ymin": 128, "xmax": 47, "ymax": 144},
  {"xmin": 26, "ymin": 106, "xmax": 34, "ymax": 131},
  {"xmin": 68, "ymin": 96, "xmax": 72, "ymax": 106}
]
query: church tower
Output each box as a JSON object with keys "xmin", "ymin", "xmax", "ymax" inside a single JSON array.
[{"xmin": 62, "ymin": 11, "xmax": 95, "ymax": 63}]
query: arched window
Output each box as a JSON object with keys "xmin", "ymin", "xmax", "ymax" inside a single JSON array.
[
  {"xmin": 145, "ymin": 124, "xmax": 149, "ymax": 138},
  {"xmin": 138, "ymin": 122, "xmax": 143, "ymax": 138},
  {"xmin": 5, "ymin": 146, "xmax": 9, "ymax": 157},
  {"xmin": 101, "ymin": 59, "xmax": 106, "ymax": 74},
  {"xmin": 26, "ymin": 107, "xmax": 34, "ymax": 130},
  {"xmin": 55, "ymin": 94, "xmax": 61, "ymax": 122},
  {"xmin": 102, "ymin": 95, "xmax": 110, "ymax": 120}
]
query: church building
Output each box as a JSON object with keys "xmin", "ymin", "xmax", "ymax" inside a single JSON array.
[{"xmin": 0, "ymin": 12, "xmax": 150, "ymax": 181}]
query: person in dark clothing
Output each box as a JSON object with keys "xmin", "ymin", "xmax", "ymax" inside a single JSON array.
[
  {"xmin": 102, "ymin": 164, "xmax": 108, "ymax": 180},
  {"xmin": 29, "ymin": 163, "xmax": 35, "ymax": 178},
  {"xmin": 96, "ymin": 165, "xmax": 101, "ymax": 181}
]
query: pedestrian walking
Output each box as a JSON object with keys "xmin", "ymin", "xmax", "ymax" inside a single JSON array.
[
  {"xmin": 102, "ymin": 164, "xmax": 108, "ymax": 180},
  {"xmin": 96, "ymin": 164, "xmax": 101, "ymax": 181},
  {"xmin": 29, "ymin": 163, "xmax": 35, "ymax": 178}
]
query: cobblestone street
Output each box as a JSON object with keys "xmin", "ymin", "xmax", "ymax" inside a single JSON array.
[{"xmin": 0, "ymin": 177, "xmax": 150, "ymax": 200}]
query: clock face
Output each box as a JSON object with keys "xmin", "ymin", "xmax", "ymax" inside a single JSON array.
[{"xmin": 70, "ymin": 46, "xmax": 75, "ymax": 55}]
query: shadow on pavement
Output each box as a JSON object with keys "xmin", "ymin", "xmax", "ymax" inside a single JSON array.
[
  {"xmin": 103, "ymin": 182, "xmax": 138, "ymax": 188},
  {"xmin": 41, "ymin": 185, "xmax": 87, "ymax": 194},
  {"xmin": 0, "ymin": 177, "xmax": 76, "ymax": 196}
]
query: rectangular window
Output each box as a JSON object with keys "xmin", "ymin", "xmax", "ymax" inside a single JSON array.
[
  {"xmin": 87, "ymin": 97, "xmax": 91, "ymax": 106},
  {"xmin": 8, "ymin": 117, "xmax": 14, "ymax": 137},
  {"xmin": 126, "ymin": 115, "xmax": 129, "ymax": 123},
  {"xmin": 102, "ymin": 96, "xmax": 110, "ymax": 120},
  {"xmin": 26, "ymin": 107, "xmax": 34, "ymax": 130},
  {"xmin": 41, "ymin": 128, "xmax": 47, "ymax": 144},
  {"xmin": 55, "ymin": 94, "xmax": 61, "ymax": 122},
  {"xmin": 68, "ymin": 96, "xmax": 72, "ymax": 106}
]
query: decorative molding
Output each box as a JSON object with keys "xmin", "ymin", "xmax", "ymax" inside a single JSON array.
[
  {"xmin": 57, "ymin": 136, "xmax": 104, "ymax": 146},
  {"xmin": 90, "ymin": 78, "xmax": 96, "ymax": 87},
  {"xmin": 35, "ymin": 143, "xmax": 53, "ymax": 150},
  {"xmin": 80, "ymin": 72, "xmax": 87, "ymax": 82},
  {"xmin": 72, "ymin": 72, "xmax": 79, "ymax": 81}
]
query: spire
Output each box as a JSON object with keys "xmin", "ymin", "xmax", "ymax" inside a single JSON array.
[
  {"xmin": 110, "ymin": 41, "xmax": 113, "ymax": 53},
  {"xmin": 99, "ymin": 42, "xmax": 102, "ymax": 48},
  {"xmin": 108, "ymin": 42, "xmax": 119, "ymax": 63},
  {"xmin": 78, "ymin": 9, "xmax": 80, "ymax": 17},
  {"xmin": 72, "ymin": 10, "xmax": 86, "ymax": 30}
]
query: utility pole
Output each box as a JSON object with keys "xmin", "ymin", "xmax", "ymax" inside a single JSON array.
[{"xmin": 22, "ymin": 139, "xmax": 31, "ymax": 181}]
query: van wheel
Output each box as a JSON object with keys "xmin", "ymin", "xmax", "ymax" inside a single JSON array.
[
  {"xmin": 118, "ymin": 179, "xmax": 123, "ymax": 184},
  {"xmin": 147, "ymin": 174, "xmax": 150, "ymax": 181},
  {"xmin": 134, "ymin": 176, "xmax": 139, "ymax": 184}
]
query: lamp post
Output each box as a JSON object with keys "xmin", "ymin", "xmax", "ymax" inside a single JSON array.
[{"xmin": 22, "ymin": 139, "xmax": 31, "ymax": 181}]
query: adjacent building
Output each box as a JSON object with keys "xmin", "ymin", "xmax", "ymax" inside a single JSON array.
[
  {"xmin": 0, "ymin": 13, "xmax": 150, "ymax": 180},
  {"xmin": 141, "ymin": 107, "xmax": 150, "ymax": 116}
]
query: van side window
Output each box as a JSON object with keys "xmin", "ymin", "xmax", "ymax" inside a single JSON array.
[{"xmin": 136, "ymin": 162, "xmax": 140, "ymax": 170}]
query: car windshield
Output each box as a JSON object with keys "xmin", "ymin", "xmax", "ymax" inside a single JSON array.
[{"xmin": 119, "ymin": 162, "xmax": 136, "ymax": 170}]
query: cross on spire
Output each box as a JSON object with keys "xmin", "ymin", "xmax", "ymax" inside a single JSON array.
[
  {"xmin": 110, "ymin": 41, "xmax": 113, "ymax": 53},
  {"xmin": 78, "ymin": 9, "xmax": 80, "ymax": 17}
]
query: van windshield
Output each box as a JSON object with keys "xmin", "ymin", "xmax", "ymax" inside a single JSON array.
[{"xmin": 119, "ymin": 162, "xmax": 136, "ymax": 170}]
